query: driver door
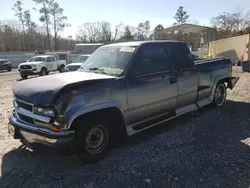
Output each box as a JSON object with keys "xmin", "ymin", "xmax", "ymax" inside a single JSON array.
[
  {"xmin": 45, "ymin": 57, "xmax": 53, "ymax": 71},
  {"xmin": 125, "ymin": 43, "xmax": 177, "ymax": 125}
]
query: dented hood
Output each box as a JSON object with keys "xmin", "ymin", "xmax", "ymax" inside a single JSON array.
[{"xmin": 13, "ymin": 71, "xmax": 116, "ymax": 105}]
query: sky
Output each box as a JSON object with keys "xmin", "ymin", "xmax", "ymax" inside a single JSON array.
[{"xmin": 1, "ymin": 0, "xmax": 250, "ymax": 39}]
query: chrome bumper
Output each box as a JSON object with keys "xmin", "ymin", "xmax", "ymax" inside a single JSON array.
[{"xmin": 8, "ymin": 111, "xmax": 74, "ymax": 147}]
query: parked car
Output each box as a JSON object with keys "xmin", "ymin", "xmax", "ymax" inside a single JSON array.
[
  {"xmin": 17, "ymin": 55, "xmax": 66, "ymax": 79},
  {"xmin": 65, "ymin": 54, "xmax": 90, "ymax": 72},
  {"xmin": 0, "ymin": 59, "xmax": 12, "ymax": 72},
  {"xmin": 8, "ymin": 41, "xmax": 239, "ymax": 163}
]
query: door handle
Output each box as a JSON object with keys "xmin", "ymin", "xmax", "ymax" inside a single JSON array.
[{"xmin": 170, "ymin": 77, "xmax": 177, "ymax": 84}]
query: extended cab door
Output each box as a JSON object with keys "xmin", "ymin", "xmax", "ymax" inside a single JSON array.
[
  {"xmin": 164, "ymin": 43, "xmax": 199, "ymax": 108},
  {"xmin": 45, "ymin": 57, "xmax": 54, "ymax": 71},
  {"xmin": 125, "ymin": 43, "xmax": 178, "ymax": 125},
  {"xmin": 51, "ymin": 56, "xmax": 58, "ymax": 70}
]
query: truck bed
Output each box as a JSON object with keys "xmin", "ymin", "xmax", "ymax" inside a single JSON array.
[{"xmin": 194, "ymin": 57, "xmax": 233, "ymax": 101}]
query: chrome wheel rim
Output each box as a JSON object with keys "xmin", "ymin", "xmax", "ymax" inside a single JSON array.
[
  {"xmin": 214, "ymin": 84, "xmax": 226, "ymax": 106},
  {"xmin": 85, "ymin": 125, "xmax": 109, "ymax": 154}
]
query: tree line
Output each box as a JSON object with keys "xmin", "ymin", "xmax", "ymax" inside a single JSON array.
[
  {"xmin": 0, "ymin": 0, "xmax": 70, "ymax": 52},
  {"xmin": 0, "ymin": 4, "xmax": 249, "ymax": 52}
]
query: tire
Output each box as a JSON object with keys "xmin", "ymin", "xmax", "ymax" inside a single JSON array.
[
  {"xmin": 59, "ymin": 65, "xmax": 65, "ymax": 73},
  {"xmin": 7, "ymin": 67, "xmax": 12, "ymax": 72},
  {"xmin": 21, "ymin": 74, "xmax": 28, "ymax": 79},
  {"xmin": 39, "ymin": 68, "xmax": 48, "ymax": 76},
  {"xmin": 73, "ymin": 117, "xmax": 114, "ymax": 163},
  {"xmin": 212, "ymin": 82, "xmax": 227, "ymax": 107}
]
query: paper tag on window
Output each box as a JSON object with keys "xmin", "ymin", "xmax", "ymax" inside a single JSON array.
[{"xmin": 120, "ymin": 47, "xmax": 135, "ymax": 52}]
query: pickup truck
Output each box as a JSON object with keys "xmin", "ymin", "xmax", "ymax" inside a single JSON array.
[
  {"xmin": 65, "ymin": 54, "xmax": 91, "ymax": 72},
  {"xmin": 18, "ymin": 55, "xmax": 66, "ymax": 79},
  {"xmin": 8, "ymin": 41, "xmax": 239, "ymax": 163}
]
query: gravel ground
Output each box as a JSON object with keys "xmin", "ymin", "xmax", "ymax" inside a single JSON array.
[{"xmin": 0, "ymin": 67, "xmax": 250, "ymax": 188}]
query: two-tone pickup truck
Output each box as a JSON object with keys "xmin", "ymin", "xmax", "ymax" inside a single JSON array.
[
  {"xmin": 18, "ymin": 55, "xmax": 66, "ymax": 79},
  {"xmin": 8, "ymin": 41, "xmax": 239, "ymax": 162}
]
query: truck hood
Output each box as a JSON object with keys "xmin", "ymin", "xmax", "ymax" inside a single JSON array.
[
  {"xmin": 66, "ymin": 63, "xmax": 82, "ymax": 66},
  {"xmin": 13, "ymin": 72, "xmax": 116, "ymax": 105},
  {"xmin": 19, "ymin": 61, "xmax": 43, "ymax": 65}
]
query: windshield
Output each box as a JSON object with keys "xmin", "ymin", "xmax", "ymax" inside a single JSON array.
[
  {"xmin": 79, "ymin": 46, "xmax": 137, "ymax": 76},
  {"xmin": 0, "ymin": 60, "xmax": 8, "ymax": 64},
  {"xmin": 28, "ymin": 57, "xmax": 45, "ymax": 62},
  {"xmin": 74, "ymin": 55, "xmax": 89, "ymax": 63}
]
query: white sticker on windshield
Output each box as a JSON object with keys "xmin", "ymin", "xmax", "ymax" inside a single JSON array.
[{"xmin": 120, "ymin": 47, "xmax": 135, "ymax": 52}]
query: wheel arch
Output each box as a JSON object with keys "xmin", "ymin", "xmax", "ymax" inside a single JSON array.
[
  {"xmin": 210, "ymin": 76, "xmax": 229, "ymax": 101},
  {"xmin": 69, "ymin": 106, "xmax": 126, "ymax": 136}
]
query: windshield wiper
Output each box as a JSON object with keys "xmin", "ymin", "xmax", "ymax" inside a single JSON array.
[{"xmin": 89, "ymin": 67, "xmax": 108, "ymax": 75}]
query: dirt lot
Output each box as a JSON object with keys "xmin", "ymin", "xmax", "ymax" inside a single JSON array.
[{"xmin": 0, "ymin": 68, "xmax": 250, "ymax": 188}]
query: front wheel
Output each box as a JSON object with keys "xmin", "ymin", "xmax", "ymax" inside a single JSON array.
[
  {"xmin": 58, "ymin": 65, "xmax": 65, "ymax": 73},
  {"xmin": 212, "ymin": 82, "xmax": 227, "ymax": 107},
  {"xmin": 7, "ymin": 66, "xmax": 12, "ymax": 72},
  {"xmin": 39, "ymin": 68, "xmax": 48, "ymax": 76},
  {"xmin": 73, "ymin": 118, "xmax": 114, "ymax": 163},
  {"xmin": 21, "ymin": 74, "xmax": 28, "ymax": 79}
]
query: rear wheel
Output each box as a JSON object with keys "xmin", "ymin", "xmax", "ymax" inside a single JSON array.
[
  {"xmin": 73, "ymin": 117, "xmax": 114, "ymax": 163},
  {"xmin": 212, "ymin": 82, "xmax": 227, "ymax": 107},
  {"xmin": 59, "ymin": 65, "xmax": 65, "ymax": 73},
  {"xmin": 39, "ymin": 68, "xmax": 48, "ymax": 76}
]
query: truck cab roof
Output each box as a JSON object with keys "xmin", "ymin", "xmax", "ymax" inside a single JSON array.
[
  {"xmin": 103, "ymin": 40, "xmax": 186, "ymax": 47},
  {"xmin": 33, "ymin": 55, "xmax": 55, "ymax": 58}
]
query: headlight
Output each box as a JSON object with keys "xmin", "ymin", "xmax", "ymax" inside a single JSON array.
[
  {"xmin": 34, "ymin": 107, "xmax": 55, "ymax": 117},
  {"xmin": 32, "ymin": 64, "xmax": 38, "ymax": 68},
  {"xmin": 65, "ymin": 66, "xmax": 69, "ymax": 71}
]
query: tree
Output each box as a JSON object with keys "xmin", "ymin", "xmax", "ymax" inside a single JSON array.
[
  {"xmin": 23, "ymin": 10, "xmax": 37, "ymax": 49},
  {"xmin": 120, "ymin": 25, "xmax": 135, "ymax": 41},
  {"xmin": 155, "ymin": 24, "xmax": 164, "ymax": 31},
  {"xmin": 23, "ymin": 10, "xmax": 37, "ymax": 34},
  {"xmin": 33, "ymin": 0, "xmax": 54, "ymax": 50},
  {"xmin": 136, "ymin": 21, "xmax": 151, "ymax": 40},
  {"xmin": 77, "ymin": 21, "xmax": 112, "ymax": 43},
  {"xmin": 211, "ymin": 11, "xmax": 250, "ymax": 39},
  {"xmin": 77, "ymin": 22, "xmax": 100, "ymax": 42},
  {"xmin": 99, "ymin": 21, "xmax": 112, "ymax": 42},
  {"xmin": 12, "ymin": 0, "xmax": 25, "ymax": 50},
  {"xmin": 50, "ymin": 2, "xmax": 70, "ymax": 50},
  {"xmin": 174, "ymin": 6, "xmax": 189, "ymax": 25},
  {"xmin": 113, "ymin": 22, "xmax": 124, "ymax": 41}
]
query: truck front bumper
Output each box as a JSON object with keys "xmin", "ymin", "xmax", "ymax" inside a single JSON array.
[
  {"xmin": 8, "ymin": 111, "xmax": 74, "ymax": 148},
  {"xmin": 19, "ymin": 69, "xmax": 40, "ymax": 75}
]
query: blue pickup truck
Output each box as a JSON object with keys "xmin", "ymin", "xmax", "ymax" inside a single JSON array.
[{"xmin": 8, "ymin": 41, "xmax": 239, "ymax": 162}]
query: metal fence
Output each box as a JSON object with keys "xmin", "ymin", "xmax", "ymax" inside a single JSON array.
[{"xmin": 0, "ymin": 52, "xmax": 81, "ymax": 68}]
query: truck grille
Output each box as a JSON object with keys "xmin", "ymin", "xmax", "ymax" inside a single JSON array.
[
  {"xmin": 15, "ymin": 99, "xmax": 34, "ymax": 125},
  {"xmin": 18, "ymin": 113, "xmax": 34, "ymax": 124},
  {"xmin": 16, "ymin": 100, "xmax": 33, "ymax": 111},
  {"xmin": 20, "ymin": 65, "xmax": 32, "ymax": 69}
]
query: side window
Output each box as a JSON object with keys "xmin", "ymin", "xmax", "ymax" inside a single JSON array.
[
  {"xmin": 183, "ymin": 45, "xmax": 195, "ymax": 68},
  {"xmin": 51, "ymin": 56, "xmax": 56, "ymax": 61},
  {"xmin": 133, "ymin": 43, "xmax": 171, "ymax": 76},
  {"xmin": 46, "ymin": 57, "xmax": 52, "ymax": 62},
  {"xmin": 165, "ymin": 43, "xmax": 193, "ymax": 70}
]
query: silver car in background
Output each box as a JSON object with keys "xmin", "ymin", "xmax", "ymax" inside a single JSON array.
[{"xmin": 65, "ymin": 54, "xmax": 90, "ymax": 72}]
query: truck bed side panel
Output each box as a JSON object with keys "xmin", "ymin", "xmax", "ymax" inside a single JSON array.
[{"xmin": 195, "ymin": 58, "xmax": 232, "ymax": 100}]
